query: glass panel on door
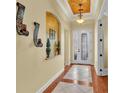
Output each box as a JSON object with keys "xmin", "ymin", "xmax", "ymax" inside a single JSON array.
[{"xmin": 81, "ymin": 33, "xmax": 88, "ymax": 60}]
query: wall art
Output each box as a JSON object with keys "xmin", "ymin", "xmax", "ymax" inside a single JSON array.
[
  {"xmin": 49, "ymin": 29, "xmax": 56, "ymax": 40},
  {"xmin": 33, "ymin": 22, "xmax": 43, "ymax": 47},
  {"xmin": 16, "ymin": 2, "xmax": 29, "ymax": 36}
]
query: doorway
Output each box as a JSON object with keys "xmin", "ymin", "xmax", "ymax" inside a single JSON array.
[
  {"xmin": 64, "ymin": 30, "xmax": 70, "ymax": 66},
  {"xmin": 72, "ymin": 31, "xmax": 93, "ymax": 65}
]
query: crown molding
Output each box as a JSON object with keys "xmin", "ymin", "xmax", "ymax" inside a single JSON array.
[{"xmin": 56, "ymin": 0, "xmax": 97, "ymax": 21}]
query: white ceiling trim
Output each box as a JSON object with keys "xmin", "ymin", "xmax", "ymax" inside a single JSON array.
[
  {"xmin": 56, "ymin": 0, "xmax": 68, "ymax": 17},
  {"xmin": 56, "ymin": 0, "xmax": 97, "ymax": 21},
  {"xmin": 64, "ymin": 0, "xmax": 73, "ymax": 16},
  {"xmin": 94, "ymin": 0, "xmax": 99, "ymax": 15},
  {"xmin": 98, "ymin": 0, "xmax": 108, "ymax": 19}
]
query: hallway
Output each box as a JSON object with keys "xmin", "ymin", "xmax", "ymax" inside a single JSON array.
[
  {"xmin": 44, "ymin": 64, "xmax": 108, "ymax": 93},
  {"xmin": 16, "ymin": 0, "xmax": 108, "ymax": 93}
]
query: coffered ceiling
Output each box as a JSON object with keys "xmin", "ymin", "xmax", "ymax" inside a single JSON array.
[
  {"xmin": 67, "ymin": 0, "xmax": 90, "ymax": 14},
  {"xmin": 56, "ymin": 0, "xmax": 100, "ymax": 21}
]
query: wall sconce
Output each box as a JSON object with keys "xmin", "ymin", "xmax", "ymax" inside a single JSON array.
[
  {"xmin": 16, "ymin": 2, "xmax": 29, "ymax": 36},
  {"xmin": 33, "ymin": 22, "xmax": 43, "ymax": 47}
]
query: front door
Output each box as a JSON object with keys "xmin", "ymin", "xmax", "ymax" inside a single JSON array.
[{"xmin": 72, "ymin": 31, "xmax": 93, "ymax": 65}]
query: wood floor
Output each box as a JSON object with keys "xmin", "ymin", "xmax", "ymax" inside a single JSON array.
[{"xmin": 43, "ymin": 64, "xmax": 108, "ymax": 93}]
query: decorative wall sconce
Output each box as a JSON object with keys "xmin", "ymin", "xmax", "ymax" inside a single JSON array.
[
  {"xmin": 16, "ymin": 2, "xmax": 29, "ymax": 36},
  {"xmin": 33, "ymin": 22, "xmax": 43, "ymax": 47}
]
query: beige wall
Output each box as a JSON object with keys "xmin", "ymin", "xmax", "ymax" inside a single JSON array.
[
  {"xmin": 16, "ymin": 0, "xmax": 71, "ymax": 93},
  {"xmin": 102, "ymin": 15, "xmax": 108, "ymax": 68}
]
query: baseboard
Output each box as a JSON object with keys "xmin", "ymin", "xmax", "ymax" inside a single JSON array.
[
  {"xmin": 71, "ymin": 61, "xmax": 94, "ymax": 65},
  {"xmin": 64, "ymin": 61, "xmax": 71, "ymax": 66},
  {"xmin": 102, "ymin": 68, "xmax": 108, "ymax": 76},
  {"xmin": 36, "ymin": 68, "xmax": 64, "ymax": 93},
  {"xmin": 94, "ymin": 65, "xmax": 100, "ymax": 75}
]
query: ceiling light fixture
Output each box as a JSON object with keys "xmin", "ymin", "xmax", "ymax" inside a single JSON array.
[{"xmin": 76, "ymin": 3, "xmax": 84, "ymax": 24}]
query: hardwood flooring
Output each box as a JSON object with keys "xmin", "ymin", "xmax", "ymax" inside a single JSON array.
[{"xmin": 43, "ymin": 64, "xmax": 108, "ymax": 93}]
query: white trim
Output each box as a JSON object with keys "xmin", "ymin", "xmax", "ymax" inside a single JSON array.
[
  {"xmin": 64, "ymin": 61, "xmax": 68, "ymax": 66},
  {"xmin": 36, "ymin": 68, "xmax": 64, "ymax": 93},
  {"xmin": 71, "ymin": 61, "xmax": 94, "ymax": 65},
  {"xmin": 64, "ymin": 0, "xmax": 73, "ymax": 16},
  {"xmin": 94, "ymin": 0, "xmax": 99, "ymax": 15},
  {"xmin": 98, "ymin": 0, "xmax": 108, "ymax": 20},
  {"xmin": 56, "ymin": 0, "xmax": 96, "ymax": 21},
  {"xmin": 64, "ymin": 61, "xmax": 71, "ymax": 66},
  {"xmin": 102, "ymin": 68, "xmax": 108, "ymax": 76},
  {"xmin": 94, "ymin": 64, "xmax": 101, "ymax": 76}
]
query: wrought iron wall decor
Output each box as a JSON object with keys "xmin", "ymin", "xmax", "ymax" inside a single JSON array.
[
  {"xmin": 33, "ymin": 22, "xmax": 43, "ymax": 47},
  {"xmin": 16, "ymin": 2, "xmax": 29, "ymax": 36}
]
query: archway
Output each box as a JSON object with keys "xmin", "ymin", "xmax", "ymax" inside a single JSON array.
[{"xmin": 46, "ymin": 12, "xmax": 61, "ymax": 59}]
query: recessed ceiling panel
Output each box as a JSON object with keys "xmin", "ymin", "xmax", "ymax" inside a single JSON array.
[{"xmin": 67, "ymin": 0, "xmax": 90, "ymax": 14}]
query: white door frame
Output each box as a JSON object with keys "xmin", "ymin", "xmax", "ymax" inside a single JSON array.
[
  {"xmin": 72, "ymin": 31, "xmax": 93, "ymax": 65},
  {"xmin": 64, "ymin": 29, "xmax": 70, "ymax": 66}
]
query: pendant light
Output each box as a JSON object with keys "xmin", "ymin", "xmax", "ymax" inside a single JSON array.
[{"xmin": 76, "ymin": 3, "xmax": 84, "ymax": 24}]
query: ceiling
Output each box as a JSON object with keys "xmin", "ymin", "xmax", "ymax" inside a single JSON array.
[
  {"xmin": 67, "ymin": 0, "xmax": 90, "ymax": 14},
  {"xmin": 56, "ymin": 0, "xmax": 99, "ymax": 21}
]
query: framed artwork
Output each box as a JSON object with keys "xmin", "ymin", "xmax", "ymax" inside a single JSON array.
[{"xmin": 49, "ymin": 29, "xmax": 56, "ymax": 40}]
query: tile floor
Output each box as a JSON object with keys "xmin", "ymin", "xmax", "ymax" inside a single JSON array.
[
  {"xmin": 52, "ymin": 82, "xmax": 93, "ymax": 93},
  {"xmin": 63, "ymin": 65, "xmax": 92, "ymax": 82},
  {"xmin": 43, "ymin": 64, "xmax": 108, "ymax": 93},
  {"xmin": 52, "ymin": 65, "xmax": 93, "ymax": 93}
]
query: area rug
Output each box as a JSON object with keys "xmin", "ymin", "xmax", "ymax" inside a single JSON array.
[
  {"xmin": 52, "ymin": 82, "xmax": 93, "ymax": 93},
  {"xmin": 63, "ymin": 65, "xmax": 92, "ymax": 82}
]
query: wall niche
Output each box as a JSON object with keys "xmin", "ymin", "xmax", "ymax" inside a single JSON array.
[
  {"xmin": 16, "ymin": 2, "xmax": 29, "ymax": 36},
  {"xmin": 46, "ymin": 12, "xmax": 61, "ymax": 59}
]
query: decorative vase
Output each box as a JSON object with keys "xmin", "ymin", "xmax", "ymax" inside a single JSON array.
[
  {"xmin": 46, "ymin": 38, "xmax": 51, "ymax": 58},
  {"xmin": 57, "ymin": 41, "xmax": 60, "ymax": 55}
]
